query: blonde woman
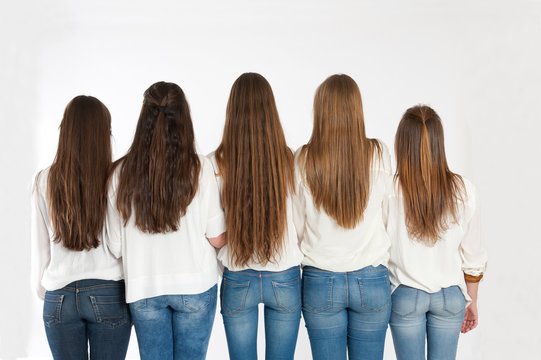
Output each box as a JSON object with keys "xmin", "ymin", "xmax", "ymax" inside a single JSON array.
[
  {"xmin": 385, "ymin": 105, "xmax": 487, "ymax": 360},
  {"xmin": 294, "ymin": 74, "xmax": 392, "ymax": 360}
]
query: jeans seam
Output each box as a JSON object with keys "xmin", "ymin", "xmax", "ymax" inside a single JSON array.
[{"xmin": 65, "ymin": 284, "xmax": 123, "ymax": 292}]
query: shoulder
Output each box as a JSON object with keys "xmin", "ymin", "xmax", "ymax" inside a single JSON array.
[
  {"xmin": 205, "ymin": 151, "xmax": 219, "ymax": 174},
  {"xmin": 107, "ymin": 160, "xmax": 124, "ymax": 194},
  {"xmin": 293, "ymin": 146, "xmax": 307, "ymax": 182},
  {"xmin": 460, "ymin": 176, "xmax": 478, "ymax": 207},
  {"xmin": 371, "ymin": 139, "xmax": 392, "ymax": 173},
  {"xmin": 33, "ymin": 167, "xmax": 50, "ymax": 195}
]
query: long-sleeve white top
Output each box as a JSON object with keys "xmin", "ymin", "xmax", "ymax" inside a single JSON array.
[
  {"xmin": 207, "ymin": 152, "xmax": 303, "ymax": 272},
  {"xmin": 106, "ymin": 155, "xmax": 226, "ymax": 303},
  {"xmin": 384, "ymin": 177, "xmax": 488, "ymax": 302},
  {"xmin": 31, "ymin": 167, "xmax": 123, "ymax": 300},
  {"xmin": 292, "ymin": 141, "xmax": 392, "ymax": 272}
]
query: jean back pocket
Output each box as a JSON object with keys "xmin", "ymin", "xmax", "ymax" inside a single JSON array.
[
  {"xmin": 391, "ymin": 285, "xmax": 419, "ymax": 317},
  {"xmin": 442, "ymin": 286, "xmax": 466, "ymax": 315},
  {"xmin": 358, "ymin": 274, "xmax": 391, "ymax": 312},
  {"xmin": 302, "ymin": 275, "xmax": 333, "ymax": 313},
  {"xmin": 183, "ymin": 290, "xmax": 212, "ymax": 312},
  {"xmin": 90, "ymin": 295, "xmax": 129, "ymax": 328},
  {"xmin": 272, "ymin": 277, "xmax": 301, "ymax": 312},
  {"xmin": 43, "ymin": 293, "xmax": 64, "ymax": 327},
  {"xmin": 221, "ymin": 279, "xmax": 250, "ymax": 315}
]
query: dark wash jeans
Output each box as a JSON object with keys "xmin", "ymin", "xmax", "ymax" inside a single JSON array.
[
  {"xmin": 43, "ymin": 279, "xmax": 131, "ymax": 360},
  {"xmin": 302, "ymin": 265, "xmax": 391, "ymax": 360}
]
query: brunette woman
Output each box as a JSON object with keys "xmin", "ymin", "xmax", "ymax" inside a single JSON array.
[
  {"xmin": 31, "ymin": 96, "xmax": 131, "ymax": 359},
  {"xmin": 209, "ymin": 73, "xmax": 303, "ymax": 360},
  {"xmin": 293, "ymin": 74, "xmax": 392, "ymax": 360},
  {"xmin": 385, "ymin": 105, "xmax": 487, "ymax": 360},
  {"xmin": 106, "ymin": 82, "xmax": 226, "ymax": 360}
]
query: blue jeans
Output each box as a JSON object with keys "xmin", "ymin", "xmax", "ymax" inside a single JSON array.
[
  {"xmin": 389, "ymin": 285, "xmax": 466, "ymax": 360},
  {"xmin": 43, "ymin": 279, "xmax": 131, "ymax": 360},
  {"xmin": 302, "ymin": 265, "xmax": 391, "ymax": 360},
  {"xmin": 220, "ymin": 266, "xmax": 301, "ymax": 360},
  {"xmin": 129, "ymin": 285, "xmax": 217, "ymax": 360}
]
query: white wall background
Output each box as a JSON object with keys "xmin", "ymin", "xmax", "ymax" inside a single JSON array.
[{"xmin": 1, "ymin": 0, "xmax": 540, "ymax": 358}]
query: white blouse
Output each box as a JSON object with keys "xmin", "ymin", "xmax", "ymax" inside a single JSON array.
[
  {"xmin": 106, "ymin": 155, "xmax": 226, "ymax": 303},
  {"xmin": 384, "ymin": 177, "xmax": 487, "ymax": 302},
  {"xmin": 31, "ymin": 167, "xmax": 123, "ymax": 300},
  {"xmin": 293, "ymin": 141, "xmax": 392, "ymax": 272},
  {"xmin": 208, "ymin": 152, "xmax": 303, "ymax": 272}
]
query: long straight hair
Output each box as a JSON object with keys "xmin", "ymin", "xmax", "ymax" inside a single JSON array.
[
  {"xmin": 395, "ymin": 105, "xmax": 465, "ymax": 245},
  {"xmin": 44, "ymin": 95, "xmax": 112, "ymax": 251},
  {"xmin": 299, "ymin": 74, "xmax": 381, "ymax": 228},
  {"xmin": 115, "ymin": 81, "xmax": 200, "ymax": 233},
  {"xmin": 215, "ymin": 73, "xmax": 294, "ymax": 267}
]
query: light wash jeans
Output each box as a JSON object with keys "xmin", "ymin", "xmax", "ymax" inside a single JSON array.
[
  {"xmin": 220, "ymin": 266, "xmax": 301, "ymax": 360},
  {"xmin": 389, "ymin": 285, "xmax": 466, "ymax": 360},
  {"xmin": 43, "ymin": 279, "xmax": 131, "ymax": 360},
  {"xmin": 302, "ymin": 265, "xmax": 391, "ymax": 360},
  {"xmin": 129, "ymin": 285, "xmax": 217, "ymax": 360}
]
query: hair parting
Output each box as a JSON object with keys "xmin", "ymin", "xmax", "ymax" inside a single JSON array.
[
  {"xmin": 299, "ymin": 74, "xmax": 381, "ymax": 228},
  {"xmin": 395, "ymin": 105, "xmax": 465, "ymax": 245}
]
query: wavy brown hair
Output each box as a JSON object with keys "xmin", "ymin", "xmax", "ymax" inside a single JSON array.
[
  {"xmin": 43, "ymin": 95, "xmax": 112, "ymax": 251},
  {"xmin": 215, "ymin": 73, "xmax": 294, "ymax": 267},
  {"xmin": 115, "ymin": 81, "xmax": 200, "ymax": 233},
  {"xmin": 299, "ymin": 74, "xmax": 381, "ymax": 228},
  {"xmin": 395, "ymin": 105, "xmax": 465, "ymax": 245}
]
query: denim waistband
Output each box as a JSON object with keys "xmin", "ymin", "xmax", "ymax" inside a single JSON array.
[
  {"xmin": 223, "ymin": 265, "xmax": 300, "ymax": 277},
  {"xmin": 62, "ymin": 279, "xmax": 125, "ymax": 292},
  {"xmin": 302, "ymin": 264, "xmax": 387, "ymax": 275}
]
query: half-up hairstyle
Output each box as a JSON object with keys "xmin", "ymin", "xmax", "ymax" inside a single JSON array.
[
  {"xmin": 45, "ymin": 95, "xmax": 112, "ymax": 251},
  {"xmin": 299, "ymin": 74, "xmax": 381, "ymax": 229},
  {"xmin": 215, "ymin": 73, "xmax": 294, "ymax": 267},
  {"xmin": 395, "ymin": 105, "xmax": 465, "ymax": 245},
  {"xmin": 116, "ymin": 81, "xmax": 200, "ymax": 233}
]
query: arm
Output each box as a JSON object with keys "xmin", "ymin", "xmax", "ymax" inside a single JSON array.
[
  {"xmin": 461, "ymin": 280, "xmax": 480, "ymax": 333},
  {"xmin": 31, "ymin": 177, "xmax": 51, "ymax": 300},
  {"xmin": 103, "ymin": 169, "xmax": 122, "ymax": 258},
  {"xmin": 203, "ymin": 157, "xmax": 227, "ymax": 245},
  {"xmin": 207, "ymin": 232, "xmax": 226, "ymax": 249},
  {"xmin": 460, "ymin": 183, "xmax": 487, "ymax": 333},
  {"xmin": 292, "ymin": 149, "xmax": 306, "ymax": 245}
]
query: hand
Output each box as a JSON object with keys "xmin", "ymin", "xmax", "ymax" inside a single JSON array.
[{"xmin": 461, "ymin": 302, "xmax": 478, "ymax": 333}]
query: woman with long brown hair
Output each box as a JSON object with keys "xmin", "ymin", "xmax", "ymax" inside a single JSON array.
[
  {"xmin": 106, "ymin": 82, "xmax": 226, "ymax": 360},
  {"xmin": 31, "ymin": 96, "xmax": 131, "ymax": 359},
  {"xmin": 293, "ymin": 74, "xmax": 392, "ymax": 360},
  {"xmin": 386, "ymin": 105, "xmax": 487, "ymax": 360},
  {"xmin": 209, "ymin": 73, "xmax": 303, "ymax": 360}
]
